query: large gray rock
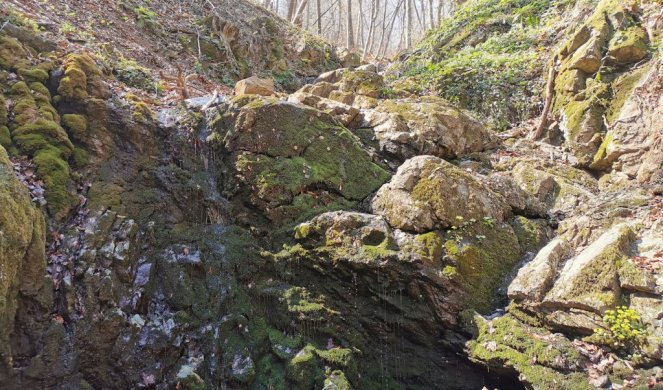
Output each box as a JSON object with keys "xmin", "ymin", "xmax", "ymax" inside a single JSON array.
[
  {"xmin": 543, "ymin": 223, "xmax": 635, "ymax": 313},
  {"xmin": 508, "ymin": 238, "xmax": 571, "ymax": 303},
  {"xmin": 362, "ymin": 96, "xmax": 495, "ymax": 162},
  {"xmin": 372, "ymin": 156, "xmax": 511, "ymax": 233}
]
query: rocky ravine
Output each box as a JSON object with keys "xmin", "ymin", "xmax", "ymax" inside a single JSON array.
[{"xmin": 1, "ymin": 1, "xmax": 662, "ymax": 389}]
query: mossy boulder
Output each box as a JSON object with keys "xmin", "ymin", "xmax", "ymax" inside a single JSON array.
[
  {"xmin": 57, "ymin": 53, "xmax": 109, "ymax": 102},
  {"xmin": 467, "ymin": 313, "xmax": 587, "ymax": 389},
  {"xmin": 543, "ymin": 223, "xmax": 635, "ymax": 313},
  {"xmin": 608, "ymin": 26, "xmax": 649, "ymax": 65},
  {"xmin": 361, "ymin": 96, "xmax": 495, "ymax": 163},
  {"xmin": 0, "ymin": 145, "xmax": 48, "ymax": 373},
  {"xmin": 215, "ymin": 95, "xmax": 389, "ymax": 227},
  {"xmin": 372, "ymin": 155, "xmax": 511, "ymax": 233}
]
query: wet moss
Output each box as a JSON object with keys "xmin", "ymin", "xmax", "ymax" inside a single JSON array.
[
  {"xmin": 323, "ymin": 370, "xmax": 351, "ymax": 390},
  {"xmin": 252, "ymin": 355, "xmax": 286, "ymax": 390},
  {"xmin": 17, "ymin": 67, "xmax": 49, "ymax": 83},
  {"xmin": 287, "ymin": 344, "xmax": 324, "ymax": 388},
  {"xmin": 62, "ymin": 114, "xmax": 88, "ymax": 142},
  {"xmin": 468, "ymin": 314, "xmax": 587, "ymax": 389},
  {"xmin": 7, "ymin": 77, "xmax": 75, "ymax": 217},
  {"xmin": 57, "ymin": 53, "xmax": 106, "ymax": 101},
  {"xmin": 444, "ymin": 222, "xmax": 521, "ymax": 313},
  {"xmin": 0, "ymin": 35, "xmax": 30, "ymax": 70},
  {"xmin": 33, "ymin": 147, "xmax": 72, "ymax": 218}
]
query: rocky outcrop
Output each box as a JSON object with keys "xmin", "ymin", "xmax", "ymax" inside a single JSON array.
[
  {"xmin": 361, "ymin": 96, "xmax": 495, "ymax": 162},
  {"xmin": 0, "ymin": 146, "xmax": 50, "ymax": 379},
  {"xmin": 552, "ymin": 0, "xmax": 653, "ymax": 167},
  {"xmin": 213, "ymin": 95, "xmax": 390, "ymax": 227},
  {"xmin": 372, "ymin": 156, "xmax": 511, "ymax": 233}
]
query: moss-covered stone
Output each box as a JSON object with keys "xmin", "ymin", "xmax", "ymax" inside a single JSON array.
[
  {"xmin": 544, "ymin": 224, "xmax": 635, "ymax": 312},
  {"xmin": 444, "ymin": 221, "xmax": 521, "ymax": 312},
  {"xmin": 467, "ymin": 313, "xmax": 587, "ymax": 389},
  {"xmin": 608, "ymin": 26, "xmax": 649, "ymax": 65},
  {"xmin": 57, "ymin": 53, "xmax": 108, "ymax": 102},
  {"xmin": 218, "ymin": 96, "xmax": 389, "ymax": 227},
  {"xmin": 0, "ymin": 145, "xmax": 47, "ymax": 370},
  {"xmin": 17, "ymin": 67, "xmax": 49, "ymax": 83},
  {"xmin": 0, "ymin": 35, "xmax": 30, "ymax": 70},
  {"xmin": 62, "ymin": 114, "xmax": 88, "ymax": 142},
  {"xmin": 286, "ymin": 344, "xmax": 324, "ymax": 388},
  {"xmin": 7, "ymin": 78, "xmax": 75, "ymax": 218}
]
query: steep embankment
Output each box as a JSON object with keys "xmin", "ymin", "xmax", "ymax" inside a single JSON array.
[{"xmin": 0, "ymin": 0, "xmax": 662, "ymax": 389}]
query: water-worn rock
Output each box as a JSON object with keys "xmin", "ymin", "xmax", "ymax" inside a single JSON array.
[
  {"xmin": 372, "ymin": 156, "xmax": 511, "ymax": 233},
  {"xmin": 508, "ymin": 238, "xmax": 571, "ymax": 303}
]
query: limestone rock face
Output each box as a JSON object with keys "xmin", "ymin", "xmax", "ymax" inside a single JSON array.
[
  {"xmin": 215, "ymin": 95, "xmax": 389, "ymax": 226},
  {"xmin": 372, "ymin": 155, "xmax": 510, "ymax": 233},
  {"xmin": 362, "ymin": 96, "xmax": 495, "ymax": 162},
  {"xmin": 287, "ymin": 91, "xmax": 360, "ymax": 127},
  {"xmin": 235, "ymin": 76, "xmax": 276, "ymax": 96},
  {"xmin": 0, "ymin": 146, "xmax": 49, "ymax": 376},
  {"xmin": 552, "ymin": 0, "xmax": 651, "ymax": 167}
]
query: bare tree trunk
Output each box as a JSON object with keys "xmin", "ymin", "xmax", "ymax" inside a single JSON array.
[
  {"xmin": 292, "ymin": 0, "xmax": 310, "ymax": 26},
  {"xmin": 287, "ymin": 0, "xmax": 298, "ymax": 21},
  {"xmin": 346, "ymin": 0, "xmax": 354, "ymax": 48},
  {"xmin": 428, "ymin": 0, "xmax": 434, "ymax": 29},
  {"xmin": 405, "ymin": 0, "xmax": 413, "ymax": 48},
  {"xmin": 364, "ymin": 0, "xmax": 380, "ymax": 60},
  {"xmin": 316, "ymin": 0, "xmax": 322, "ymax": 34},
  {"xmin": 380, "ymin": 0, "xmax": 405, "ymax": 57}
]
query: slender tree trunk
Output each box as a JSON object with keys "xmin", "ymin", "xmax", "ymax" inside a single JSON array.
[
  {"xmin": 292, "ymin": 0, "xmax": 309, "ymax": 26},
  {"xmin": 346, "ymin": 0, "xmax": 354, "ymax": 48},
  {"xmin": 405, "ymin": 0, "xmax": 413, "ymax": 48},
  {"xmin": 428, "ymin": 0, "xmax": 434, "ymax": 29},
  {"xmin": 364, "ymin": 0, "xmax": 379, "ymax": 60},
  {"xmin": 316, "ymin": 0, "xmax": 322, "ymax": 34},
  {"xmin": 287, "ymin": 0, "xmax": 298, "ymax": 21}
]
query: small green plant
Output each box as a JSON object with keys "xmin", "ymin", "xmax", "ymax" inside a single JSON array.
[
  {"xmin": 133, "ymin": 6, "xmax": 159, "ymax": 32},
  {"xmin": 593, "ymin": 306, "xmax": 647, "ymax": 348},
  {"xmin": 482, "ymin": 216, "xmax": 496, "ymax": 227},
  {"xmin": 60, "ymin": 22, "xmax": 76, "ymax": 34}
]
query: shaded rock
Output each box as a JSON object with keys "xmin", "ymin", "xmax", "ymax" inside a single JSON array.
[
  {"xmin": 511, "ymin": 161, "xmax": 597, "ymax": 214},
  {"xmin": 372, "ymin": 156, "xmax": 510, "ymax": 233},
  {"xmin": 481, "ymin": 173, "xmax": 548, "ymax": 217},
  {"xmin": 235, "ymin": 76, "xmax": 275, "ymax": 96},
  {"xmin": 467, "ymin": 314, "xmax": 587, "ymax": 389}
]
